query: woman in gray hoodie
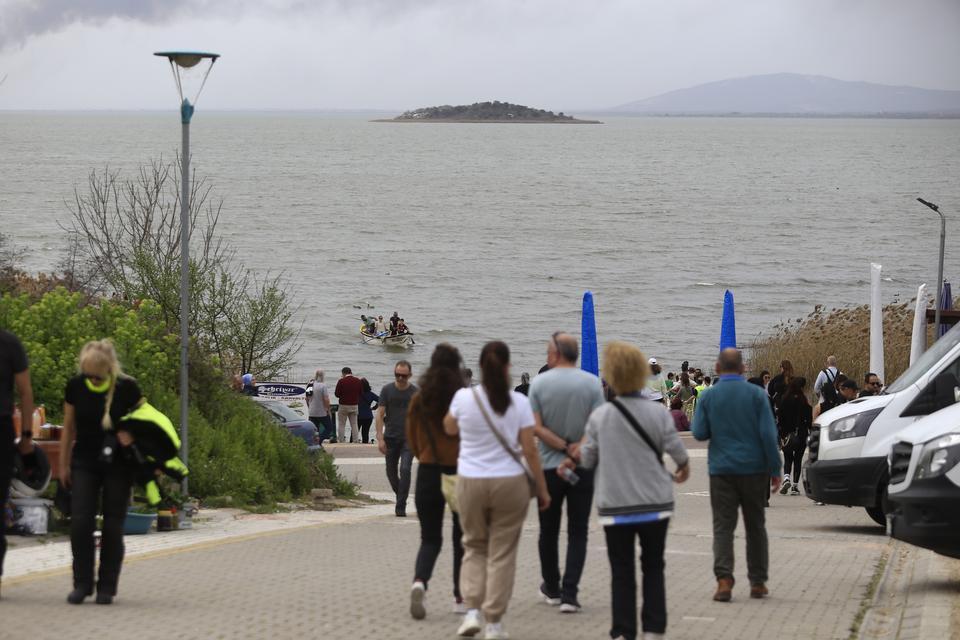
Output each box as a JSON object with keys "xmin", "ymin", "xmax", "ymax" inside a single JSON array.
[{"xmin": 559, "ymin": 341, "xmax": 689, "ymax": 640}]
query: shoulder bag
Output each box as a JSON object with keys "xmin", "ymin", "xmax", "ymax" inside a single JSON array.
[
  {"xmin": 420, "ymin": 410, "xmax": 461, "ymax": 513},
  {"xmin": 609, "ymin": 398, "xmax": 664, "ymax": 467},
  {"xmin": 471, "ymin": 387, "xmax": 537, "ymax": 496}
]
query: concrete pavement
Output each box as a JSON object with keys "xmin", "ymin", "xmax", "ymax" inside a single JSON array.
[{"xmin": 2, "ymin": 439, "xmax": 957, "ymax": 639}]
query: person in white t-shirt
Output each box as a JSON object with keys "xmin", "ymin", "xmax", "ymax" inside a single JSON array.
[{"xmin": 443, "ymin": 341, "xmax": 549, "ymax": 640}]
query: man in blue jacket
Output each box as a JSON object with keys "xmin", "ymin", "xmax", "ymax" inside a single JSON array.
[{"xmin": 692, "ymin": 349, "xmax": 782, "ymax": 603}]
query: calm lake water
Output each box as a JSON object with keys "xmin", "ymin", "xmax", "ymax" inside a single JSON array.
[{"xmin": 2, "ymin": 113, "xmax": 960, "ymax": 390}]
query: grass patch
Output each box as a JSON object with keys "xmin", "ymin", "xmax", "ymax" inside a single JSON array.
[{"xmin": 848, "ymin": 548, "xmax": 891, "ymax": 639}]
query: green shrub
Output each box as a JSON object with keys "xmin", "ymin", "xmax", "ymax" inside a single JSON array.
[{"xmin": 1, "ymin": 287, "xmax": 354, "ymax": 506}]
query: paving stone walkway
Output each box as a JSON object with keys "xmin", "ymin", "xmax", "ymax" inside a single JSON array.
[{"xmin": 2, "ymin": 444, "xmax": 956, "ymax": 639}]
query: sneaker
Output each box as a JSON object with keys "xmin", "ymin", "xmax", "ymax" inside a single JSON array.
[
  {"xmin": 791, "ymin": 485, "xmax": 801, "ymax": 496},
  {"xmin": 410, "ymin": 581, "xmax": 426, "ymax": 620},
  {"xmin": 558, "ymin": 600, "xmax": 581, "ymax": 614},
  {"xmin": 539, "ymin": 583, "xmax": 561, "ymax": 606},
  {"xmin": 779, "ymin": 476, "xmax": 792, "ymax": 495},
  {"xmin": 457, "ymin": 609, "xmax": 483, "ymax": 637},
  {"xmin": 642, "ymin": 633, "xmax": 666, "ymax": 639},
  {"xmin": 452, "ymin": 598, "xmax": 468, "ymax": 614},
  {"xmin": 483, "ymin": 622, "xmax": 509, "ymax": 639}
]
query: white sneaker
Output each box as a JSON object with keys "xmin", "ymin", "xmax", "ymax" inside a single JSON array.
[
  {"xmin": 457, "ymin": 609, "xmax": 483, "ymax": 637},
  {"xmin": 483, "ymin": 622, "xmax": 509, "ymax": 639},
  {"xmin": 409, "ymin": 581, "xmax": 426, "ymax": 620},
  {"xmin": 539, "ymin": 583, "xmax": 561, "ymax": 606},
  {"xmin": 558, "ymin": 601, "xmax": 581, "ymax": 613},
  {"xmin": 642, "ymin": 633, "xmax": 666, "ymax": 639},
  {"xmin": 452, "ymin": 599, "xmax": 468, "ymax": 614},
  {"xmin": 779, "ymin": 476, "xmax": 792, "ymax": 495}
]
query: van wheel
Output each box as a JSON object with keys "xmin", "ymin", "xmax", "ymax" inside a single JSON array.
[
  {"xmin": 865, "ymin": 505, "xmax": 886, "ymax": 526},
  {"xmin": 865, "ymin": 485, "xmax": 890, "ymax": 527}
]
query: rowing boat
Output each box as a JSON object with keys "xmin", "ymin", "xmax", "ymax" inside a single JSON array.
[{"xmin": 360, "ymin": 327, "xmax": 415, "ymax": 348}]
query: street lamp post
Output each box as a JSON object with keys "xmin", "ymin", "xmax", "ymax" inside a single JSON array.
[
  {"xmin": 918, "ymin": 198, "xmax": 946, "ymax": 333},
  {"xmin": 154, "ymin": 51, "xmax": 219, "ymax": 494}
]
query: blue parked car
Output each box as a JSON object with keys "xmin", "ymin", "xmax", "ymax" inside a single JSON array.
[{"xmin": 257, "ymin": 400, "xmax": 322, "ymax": 453}]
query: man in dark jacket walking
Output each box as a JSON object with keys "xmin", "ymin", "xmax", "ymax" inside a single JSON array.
[{"xmin": 692, "ymin": 349, "xmax": 782, "ymax": 603}]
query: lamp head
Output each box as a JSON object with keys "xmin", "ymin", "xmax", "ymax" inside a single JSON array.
[
  {"xmin": 154, "ymin": 51, "xmax": 220, "ymax": 121},
  {"xmin": 917, "ymin": 197, "xmax": 940, "ymax": 213}
]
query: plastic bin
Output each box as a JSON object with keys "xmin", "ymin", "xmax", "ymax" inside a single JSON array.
[
  {"xmin": 123, "ymin": 510, "xmax": 156, "ymax": 535},
  {"xmin": 11, "ymin": 498, "xmax": 53, "ymax": 535}
]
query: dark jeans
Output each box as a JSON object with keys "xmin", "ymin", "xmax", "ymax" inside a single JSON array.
[
  {"xmin": 358, "ymin": 417, "xmax": 373, "ymax": 444},
  {"xmin": 0, "ymin": 417, "xmax": 13, "ymax": 577},
  {"xmin": 783, "ymin": 443, "xmax": 806, "ymax": 481},
  {"xmin": 604, "ymin": 519, "xmax": 669, "ymax": 639},
  {"xmin": 310, "ymin": 416, "xmax": 335, "ymax": 442},
  {"xmin": 384, "ymin": 437, "xmax": 413, "ymax": 510},
  {"xmin": 709, "ymin": 474, "xmax": 769, "ymax": 585},
  {"xmin": 413, "ymin": 463, "xmax": 464, "ymax": 599},
  {"xmin": 538, "ymin": 466, "xmax": 594, "ymax": 601},
  {"xmin": 70, "ymin": 463, "xmax": 133, "ymax": 595}
]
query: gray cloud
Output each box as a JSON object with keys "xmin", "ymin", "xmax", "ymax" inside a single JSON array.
[
  {"xmin": 0, "ymin": 0, "xmax": 455, "ymax": 51},
  {"xmin": 0, "ymin": 0, "xmax": 198, "ymax": 50}
]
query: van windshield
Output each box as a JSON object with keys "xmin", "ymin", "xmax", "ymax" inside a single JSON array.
[{"xmin": 885, "ymin": 323, "xmax": 960, "ymax": 394}]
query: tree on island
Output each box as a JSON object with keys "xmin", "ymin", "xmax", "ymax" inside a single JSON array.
[{"xmin": 395, "ymin": 101, "xmax": 582, "ymax": 121}]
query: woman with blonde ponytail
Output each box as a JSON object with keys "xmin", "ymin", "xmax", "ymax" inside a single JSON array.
[{"xmin": 59, "ymin": 340, "xmax": 143, "ymax": 605}]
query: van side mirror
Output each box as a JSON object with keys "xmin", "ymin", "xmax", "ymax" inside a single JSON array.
[
  {"xmin": 901, "ymin": 371, "xmax": 960, "ymax": 417},
  {"xmin": 933, "ymin": 371, "xmax": 960, "ymax": 409}
]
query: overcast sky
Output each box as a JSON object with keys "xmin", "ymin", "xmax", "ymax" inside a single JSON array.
[{"xmin": 1, "ymin": 0, "xmax": 958, "ymax": 111}]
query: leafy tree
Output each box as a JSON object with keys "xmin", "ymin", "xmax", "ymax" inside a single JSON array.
[{"xmin": 62, "ymin": 159, "xmax": 301, "ymax": 378}]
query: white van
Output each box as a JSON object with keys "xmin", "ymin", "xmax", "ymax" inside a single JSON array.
[
  {"xmin": 804, "ymin": 321, "xmax": 960, "ymax": 525},
  {"xmin": 885, "ymin": 402, "xmax": 960, "ymax": 558}
]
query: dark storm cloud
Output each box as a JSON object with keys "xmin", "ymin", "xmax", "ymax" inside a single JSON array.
[
  {"xmin": 0, "ymin": 0, "xmax": 198, "ymax": 49},
  {"xmin": 0, "ymin": 0, "xmax": 454, "ymax": 51}
]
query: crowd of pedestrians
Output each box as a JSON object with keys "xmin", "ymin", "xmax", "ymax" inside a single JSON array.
[
  {"xmin": 2, "ymin": 321, "xmax": 884, "ymax": 638},
  {"xmin": 379, "ymin": 335, "xmax": 701, "ymax": 640},
  {"xmin": 281, "ymin": 339, "xmax": 840, "ymax": 639}
]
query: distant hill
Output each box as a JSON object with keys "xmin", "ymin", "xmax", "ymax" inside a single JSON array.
[
  {"xmin": 380, "ymin": 101, "xmax": 601, "ymax": 123},
  {"xmin": 613, "ymin": 73, "xmax": 960, "ymax": 116}
]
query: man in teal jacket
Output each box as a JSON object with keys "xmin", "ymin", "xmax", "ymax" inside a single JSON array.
[{"xmin": 692, "ymin": 349, "xmax": 782, "ymax": 603}]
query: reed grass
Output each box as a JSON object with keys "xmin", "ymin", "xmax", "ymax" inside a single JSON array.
[{"xmin": 748, "ymin": 299, "xmax": 942, "ymax": 389}]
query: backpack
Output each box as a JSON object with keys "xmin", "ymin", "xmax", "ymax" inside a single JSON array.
[{"xmin": 820, "ymin": 369, "xmax": 841, "ymax": 411}]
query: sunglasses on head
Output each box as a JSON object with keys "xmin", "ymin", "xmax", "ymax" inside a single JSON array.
[{"xmin": 551, "ymin": 331, "xmax": 562, "ymax": 353}]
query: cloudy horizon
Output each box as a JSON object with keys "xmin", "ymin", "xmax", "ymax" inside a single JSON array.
[{"xmin": 0, "ymin": 0, "xmax": 958, "ymax": 112}]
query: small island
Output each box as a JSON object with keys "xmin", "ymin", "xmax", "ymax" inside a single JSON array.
[{"xmin": 375, "ymin": 101, "xmax": 601, "ymax": 124}]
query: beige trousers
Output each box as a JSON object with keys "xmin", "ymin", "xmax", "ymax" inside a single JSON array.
[
  {"xmin": 336, "ymin": 404, "xmax": 359, "ymax": 442},
  {"xmin": 456, "ymin": 474, "xmax": 531, "ymax": 623}
]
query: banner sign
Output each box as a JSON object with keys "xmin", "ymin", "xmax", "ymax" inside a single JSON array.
[{"xmin": 254, "ymin": 382, "xmax": 309, "ymax": 417}]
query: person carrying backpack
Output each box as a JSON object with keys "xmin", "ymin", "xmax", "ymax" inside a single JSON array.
[{"xmin": 813, "ymin": 356, "xmax": 841, "ymax": 412}]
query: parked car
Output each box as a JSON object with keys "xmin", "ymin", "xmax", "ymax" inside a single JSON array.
[
  {"xmin": 804, "ymin": 321, "xmax": 960, "ymax": 525},
  {"xmin": 257, "ymin": 399, "xmax": 322, "ymax": 453},
  {"xmin": 886, "ymin": 402, "xmax": 960, "ymax": 558}
]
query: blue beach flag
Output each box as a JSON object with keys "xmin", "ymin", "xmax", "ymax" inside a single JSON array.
[
  {"xmin": 720, "ymin": 290, "xmax": 737, "ymax": 350},
  {"xmin": 581, "ymin": 291, "xmax": 599, "ymax": 376}
]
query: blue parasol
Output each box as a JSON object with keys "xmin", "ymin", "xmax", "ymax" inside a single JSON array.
[
  {"xmin": 581, "ymin": 291, "xmax": 599, "ymax": 376},
  {"xmin": 939, "ymin": 281, "xmax": 953, "ymax": 338},
  {"xmin": 720, "ymin": 290, "xmax": 737, "ymax": 351}
]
